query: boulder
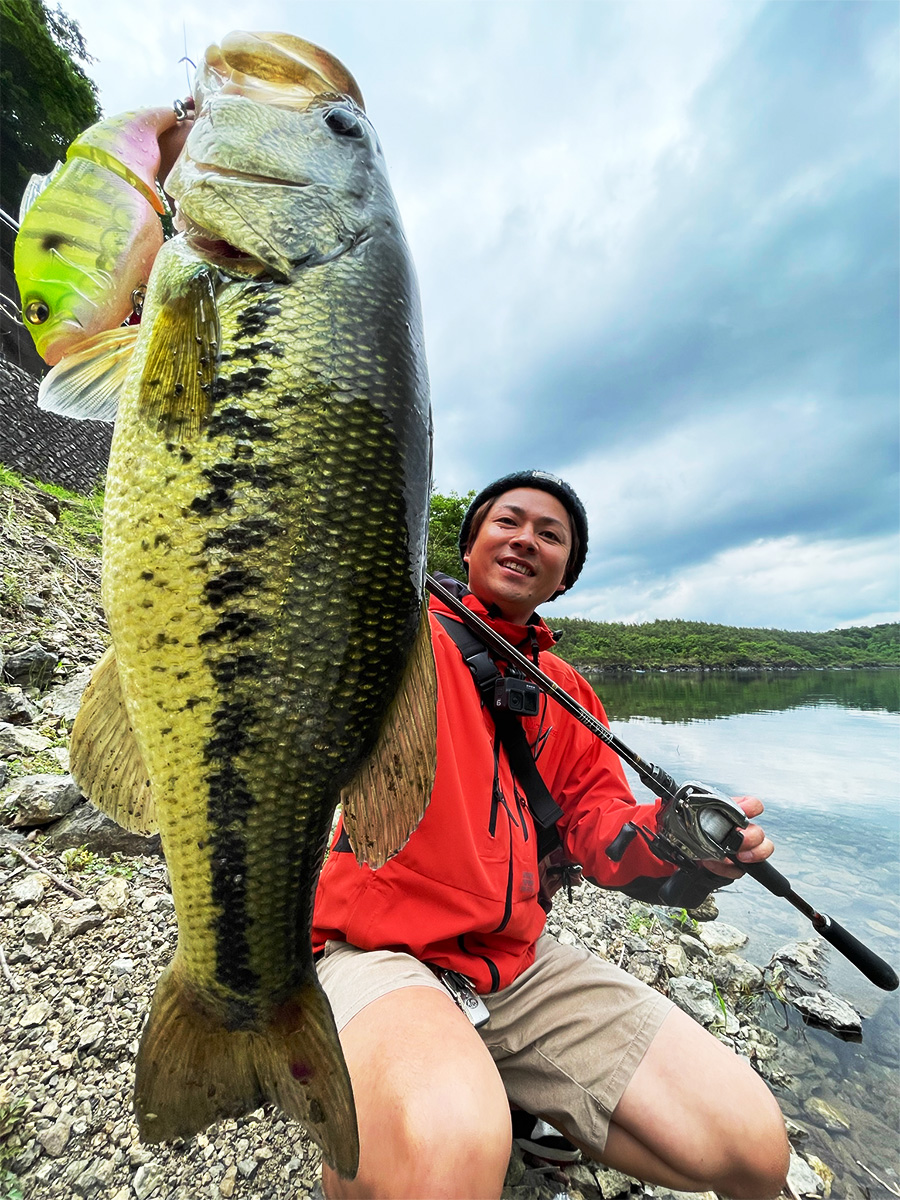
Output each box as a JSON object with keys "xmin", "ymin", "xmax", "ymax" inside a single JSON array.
[
  {"xmin": 42, "ymin": 667, "xmax": 94, "ymax": 726},
  {"xmin": 2, "ymin": 643, "xmax": 58, "ymax": 691},
  {"xmin": 0, "ymin": 685, "xmax": 40, "ymax": 725},
  {"xmin": 698, "ymin": 922, "xmax": 748, "ymax": 954},
  {"xmin": 4, "ymin": 773, "xmax": 82, "ymax": 826},
  {"xmin": 792, "ymin": 990, "xmax": 862, "ymax": 1040},
  {"xmin": 45, "ymin": 801, "xmax": 161, "ymax": 857},
  {"xmin": 0, "ymin": 722, "xmax": 51, "ymax": 757}
]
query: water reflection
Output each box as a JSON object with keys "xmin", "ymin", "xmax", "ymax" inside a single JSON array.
[
  {"xmin": 584, "ymin": 668, "xmax": 900, "ymax": 1192},
  {"xmin": 592, "ymin": 667, "xmax": 900, "ymax": 722}
]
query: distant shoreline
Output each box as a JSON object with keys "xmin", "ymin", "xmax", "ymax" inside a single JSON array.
[
  {"xmin": 575, "ymin": 662, "xmax": 899, "ymax": 674},
  {"xmin": 551, "ymin": 615, "xmax": 899, "ymax": 673}
]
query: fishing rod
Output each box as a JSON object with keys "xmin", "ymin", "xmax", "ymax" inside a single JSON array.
[{"xmin": 425, "ymin": 573, "xmax": 899, "ymax": 992}]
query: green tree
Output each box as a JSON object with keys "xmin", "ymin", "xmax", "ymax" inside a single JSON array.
[
  {"xmin": 427, "ymin": 489, "xmax": 474, "ymax": 580},
  {"xmin": 0, "ymin": 0, "xmax": 100, "ymax": 216}
]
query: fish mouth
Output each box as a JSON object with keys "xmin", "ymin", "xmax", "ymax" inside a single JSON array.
[
  {"xmin": 182, "ymin": 224, "xmax": 262, "ymax": 274},
  {"xmin": 498, "ymin": 558, "xmax": 535, "ymax": 578}
]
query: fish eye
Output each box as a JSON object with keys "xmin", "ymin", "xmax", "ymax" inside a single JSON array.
[
  {"xmin": 323, "ymin": 107, "xmax": 364, "ymax": 139},
  {"xmin": 24, "ymin": 299, "xmax": 51, "ymax": 325}
]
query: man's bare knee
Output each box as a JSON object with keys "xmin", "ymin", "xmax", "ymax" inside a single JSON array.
[{"xmin": 717, "ymin": 1093, "xmax": 790, "ymax": 1199}]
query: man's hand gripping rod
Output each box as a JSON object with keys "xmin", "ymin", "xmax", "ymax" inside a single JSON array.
[{"xmin": 426, "ymin": 574, "xmax": 899, "ymax": 991}]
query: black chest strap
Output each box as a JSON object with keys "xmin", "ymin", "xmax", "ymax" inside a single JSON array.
[{"xmin": 434, "ymin": 613, "xmax": 563, "ymax": 856}]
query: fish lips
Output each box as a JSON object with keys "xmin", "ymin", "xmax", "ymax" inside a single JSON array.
[{"xmin": 174, "ymin": 174, "xmax": 363, "ymax": 281}]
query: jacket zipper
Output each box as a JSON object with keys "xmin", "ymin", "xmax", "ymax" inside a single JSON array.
[{"xmin": 458, "ymin": 934, "xmax": 500, "ymax": 992}]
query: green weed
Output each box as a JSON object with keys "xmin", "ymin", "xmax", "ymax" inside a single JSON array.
[
  {"xmin": 0, "ymin": 1091, "xmax": 27, "ymax": 1200},
  {"xmin": 0, "ymin": 466, "xmax": 23, "ymax": 489},
  {"xmin": 61, "ymin": 845, "xmax": 134, "ymax": 879},
  {"xmin": 712, "ymin": 980, "xmax": 729, "ymax": 1025},
  {"xmin": 627, "ymin": 908, "xmax": 656, "ymax": 936}
]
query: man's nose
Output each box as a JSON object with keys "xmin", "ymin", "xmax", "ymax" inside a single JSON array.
[{"xmin": 510, "ymin": 525, "xmax": 537, "ymax": 550}]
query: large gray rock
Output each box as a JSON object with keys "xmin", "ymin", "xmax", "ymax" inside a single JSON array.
[
  {"xmin": 2, "ymin": 643, "xmax": 58, "ymax": 691},
  {"xmin": 42, "ymin": 667, "xmax": 94, "ymax": 726},
  {"xmin": 792, "ymin": 990, "xmax": 862, "ymax": 1038},
  {"xmin": 667, "ymin": 976, "xmax": 722, "ymax": 1026},
  {"xmin": 0, "ymin": 722, "xmax": 51, "ymax": 757},
  {"xmin": 714, "ymin": 952, "xmax": 765, "ymax": 995},
  {"xmin": 45, "ymin": 801, "xmax": 161, "ymax": 857},
  {"xmin": 698, "ymin": 922, "xmax": 748, "ymax": 954},
  {"xmin": 3, "ymin": 773, "xmax": 82, "ymax": 826},
  {"xmin": 0, "ymin": 685, "xmax": 40, "ymax": 725}
]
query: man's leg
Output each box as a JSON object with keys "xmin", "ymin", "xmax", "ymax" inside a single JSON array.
[
  {"xmin": 599, "ymin": 1005, "xmax": 790, "ymax": 1198},
  {"xmin": 322, "ymin": 986, "xmax": 512, "ymax": 1200}
]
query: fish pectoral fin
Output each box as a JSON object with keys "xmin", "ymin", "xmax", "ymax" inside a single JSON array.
[
  {"xmin": 141, "ymin": 263, "xmax": 220, "ymax": 442},
  {"xmin": 37, "ymin": 325, "xmax": 140, "ymax": 422},
  {"xmin": 135, "ymin": 964, "xmax": 359, "ymax": 1180},
  {"xmin": 341, "ymin": 604, "xmax": 437, "ymax": 868},
  {"xmin": 69, "ymin": 647, "xmax": 157, "ymax": 834}
]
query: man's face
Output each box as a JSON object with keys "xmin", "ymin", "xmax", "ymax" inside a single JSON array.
[{"xmin": 464, "ymin": 487, "xmax": 572, "ymax": 624}]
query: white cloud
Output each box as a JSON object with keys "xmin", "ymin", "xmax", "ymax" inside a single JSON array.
[{"xmin": 555, "ymin": 531, "xmax": 900, "ymax": 630}]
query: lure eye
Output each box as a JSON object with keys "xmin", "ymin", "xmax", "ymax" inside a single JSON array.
[
  {"xmin": 324, "ymin": 107, "xmax": 364, "ymax": 139},
  {"xmin": 25, "ymin": 299, "xmax": 51, "ymax": 325}
]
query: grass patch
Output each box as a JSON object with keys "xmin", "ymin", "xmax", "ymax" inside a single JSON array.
[
  {"xmin": 61, "ymin": 844, "xmax": 135, "ymax": 879},
  {"xmin": 0, "ymin": 1090, "xmax": 28, "ymax": 1200},
  {"xmin": 35, "ymin": 480, "xmax": 104, "ymax": 551},
  {"xmin": 0, "ymin": 466, "xmax": 23, "ymax": 489}
]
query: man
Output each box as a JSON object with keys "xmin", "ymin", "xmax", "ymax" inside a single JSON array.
[{"xmin": 313, "ymin": 470, "xmax": 790, "ymax": 1199}]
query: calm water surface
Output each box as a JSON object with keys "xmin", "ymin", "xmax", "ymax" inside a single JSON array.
[{"xmin": 590, "ymin": 668, "xmax": 899, "ymax": 1196}]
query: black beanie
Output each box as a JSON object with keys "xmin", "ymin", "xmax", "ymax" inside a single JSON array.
[{"xmin": 458, "ymin": 469, "xmax": 589, "ymax": 594}]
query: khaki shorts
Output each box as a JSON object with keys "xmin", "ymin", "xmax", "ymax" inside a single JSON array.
[{"xmin": 316, "ymin": 934, "xmax": 672, "ymax": 1155}]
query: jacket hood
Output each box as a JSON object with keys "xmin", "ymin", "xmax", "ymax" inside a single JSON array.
[{"xmin": 428, "ymin": 573, "xmax": 559, "ymax": 656}]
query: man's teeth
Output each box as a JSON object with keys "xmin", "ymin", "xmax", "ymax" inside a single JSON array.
[{"xmin": 501, "ymin": 561, "xmax": 532, "ymax": 576}]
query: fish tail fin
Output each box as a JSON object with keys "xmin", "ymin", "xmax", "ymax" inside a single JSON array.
[{"xmin": 135, "ymin": 962, "xmax": 359, "ymax": 1178}]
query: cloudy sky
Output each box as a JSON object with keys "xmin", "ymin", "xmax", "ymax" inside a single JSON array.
[{"xmin": 53, "ymin": 0, "xmax": 898, "ymax": 631}]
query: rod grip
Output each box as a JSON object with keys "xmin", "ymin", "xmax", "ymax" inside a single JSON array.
[
  {"xmin": 812, "ymin": 913, "xmax": 899, "ymax": 992},
  {"xmin": 740, "ymin": 858, "xmax": 793, "ymax": 897}
]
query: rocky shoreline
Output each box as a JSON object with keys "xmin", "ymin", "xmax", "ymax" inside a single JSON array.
[{"xmin": 1, "ymin": 476, "xmax": 897, "ymax": 1200}]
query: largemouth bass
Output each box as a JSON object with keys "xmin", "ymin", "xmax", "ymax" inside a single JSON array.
[
  {"xmin": 14, "ymin": 105, "xmax": 179, "ymax": 386},
  {"xmin": 66, "ymin": 31, "xmax": 436, "ymax": 1179}
]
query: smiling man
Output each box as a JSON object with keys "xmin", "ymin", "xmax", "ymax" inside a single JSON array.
[{"xmin": 312, "ymin": 469, "xmax": 789, "ymax": 1200}]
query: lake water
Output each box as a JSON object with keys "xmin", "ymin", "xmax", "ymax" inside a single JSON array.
[{"xmin": 590, "ymin": 668, "xmax": 899, "ymax": 1196}]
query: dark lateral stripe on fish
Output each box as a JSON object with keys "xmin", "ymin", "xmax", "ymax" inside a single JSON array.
[
  {"xmin": 205, "ymin": 697, "xmax": 255, "ymax": 760},
  {"xmin": 211, "ymin": 366, "xmax": 274, "ymax": 403},
  {"xmin": 206, "ymin": 406, "xmax": 276, "ymax": 441},
  {"xmin": 205, "ymin": 762, "xmax": 257, "ymax": 995},
  {"xmin": 203, "ymin": 568, "xmax": 263, "ymax": 609},
  {"xmin": 190, "ymin": 461, "xmax": 287, "ymax": 518},
  {"xmin": 197, "ymin": 610, "xmax": 270, "ymax": 645},
  {"xmin": 209, "ymin": 653, "xmax": 262, "ymax": 685},
  {"xmin": 222, "ymin": 340, "xmax": 285, "ymax": 364},
  {"xmin": 201, "ymin": 461, "xmax": 285, "ymax": 490},
  {"xmin": 235, "ymin": 290, "xmax": 282, "ymax": 339},
  {"xmin": 203, "ymin": 517, "xmax": 285, "ymax": 553}
]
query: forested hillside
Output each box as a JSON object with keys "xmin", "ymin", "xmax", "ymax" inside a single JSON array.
[{"xmin": 551, "ymin": 616, "xmax": 899, "ymax": 670}]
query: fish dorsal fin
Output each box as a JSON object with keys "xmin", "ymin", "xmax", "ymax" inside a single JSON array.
[
  {"xmin": 18, "ymin": 162, "xmax": 64, "ymax": 222},
  {"xmin": 340, "ymin": 605, "xmax": 437, "ymax": 868},
  {"xmin": 140, "ymin": 261, "xmax": 219, "ymax": 442},
  {"xmin": 38, "ymin": 325, "xmax": 140, "ymax": 422},
  {"xmin": 69, "ymin": 647, "xmax": 157, "ymax": 834}
]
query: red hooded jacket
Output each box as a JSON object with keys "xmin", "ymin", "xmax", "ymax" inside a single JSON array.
[{"xmin": 312, "ymin": 587, "xmax": 675, "ymax": 992}]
